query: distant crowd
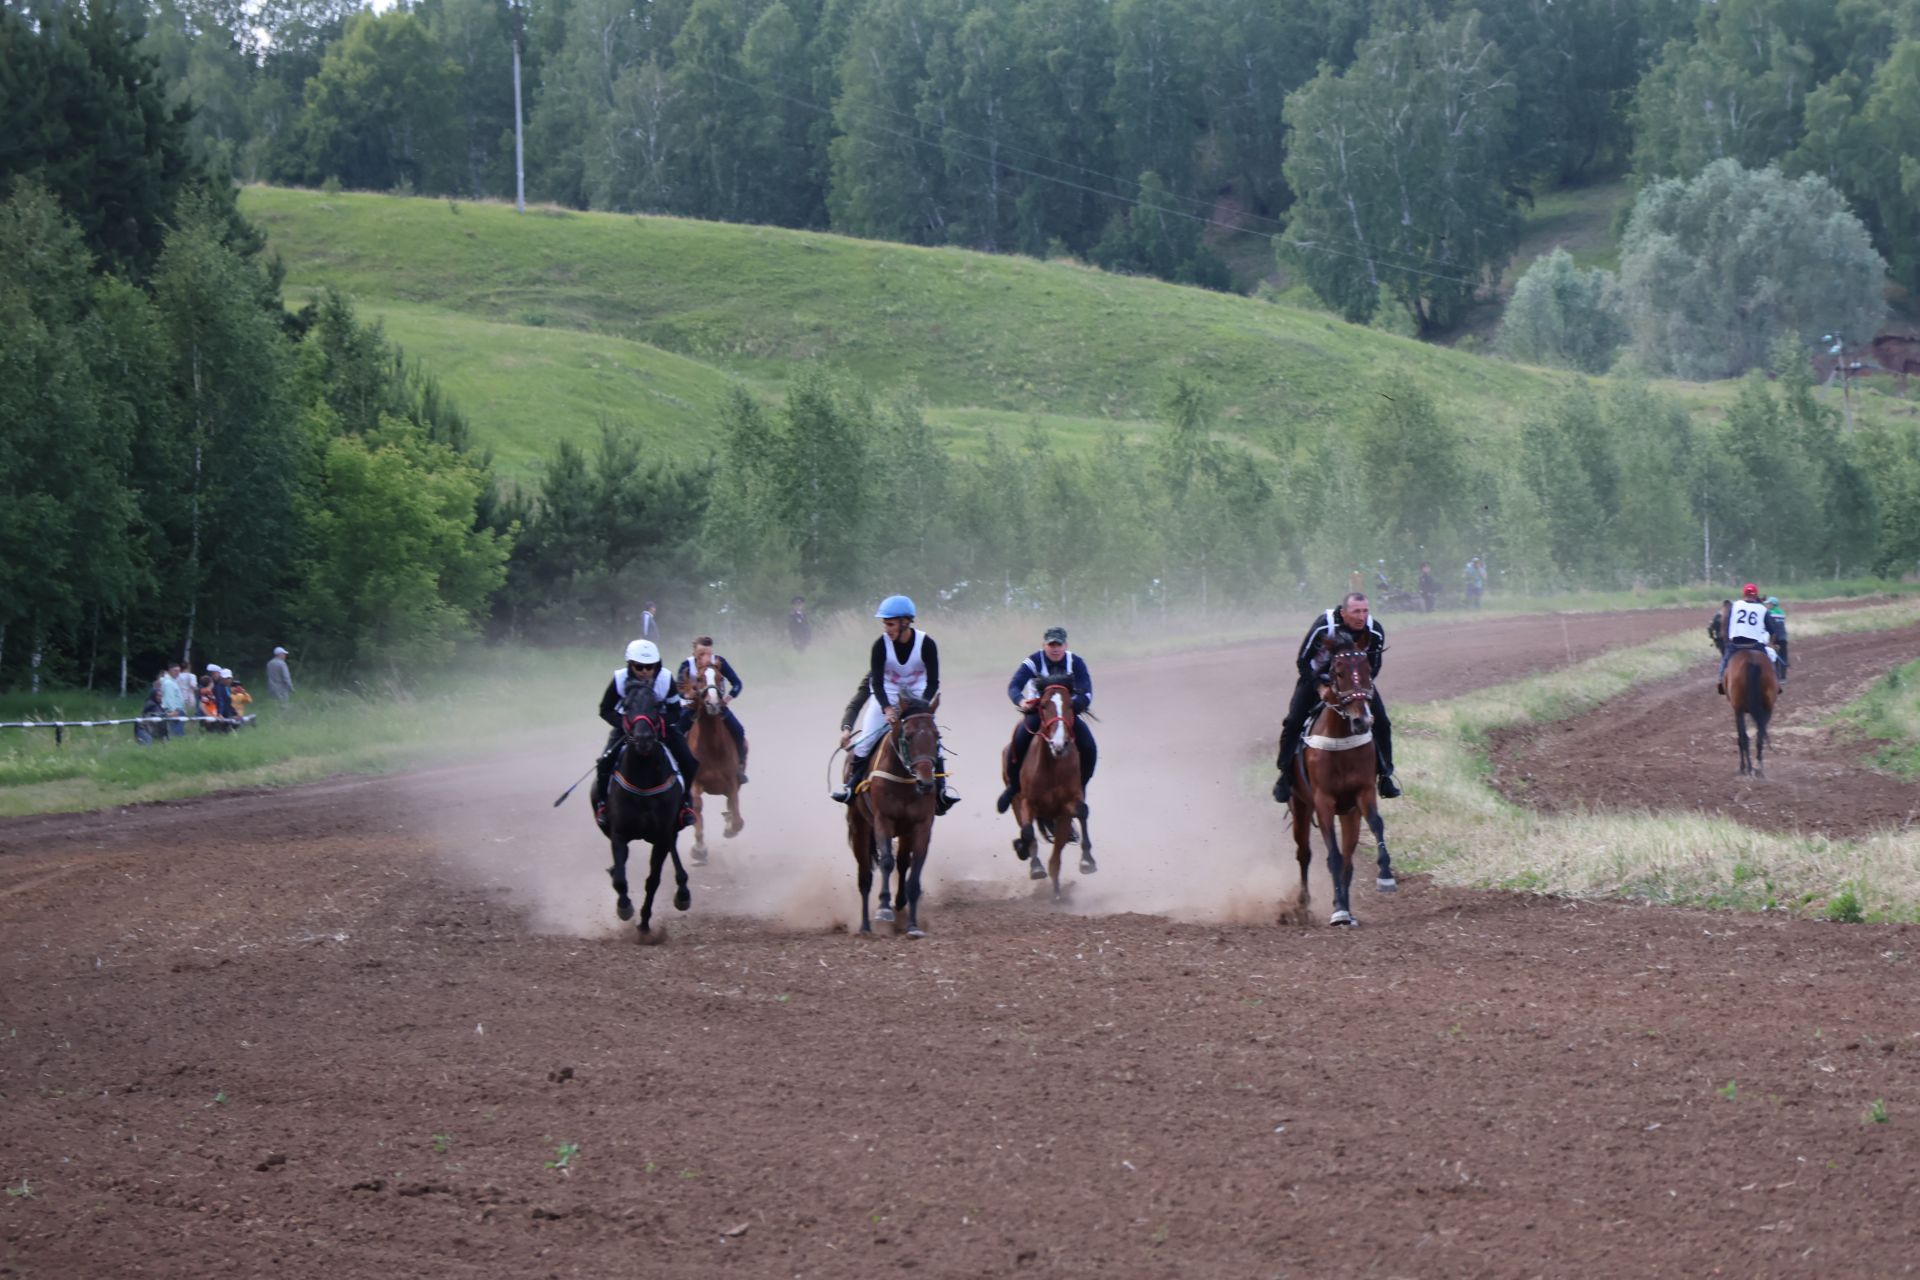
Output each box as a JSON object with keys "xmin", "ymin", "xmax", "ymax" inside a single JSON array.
[{"xmin": 133, "ymin": 647, "xmax": 294, "ymax": 744}]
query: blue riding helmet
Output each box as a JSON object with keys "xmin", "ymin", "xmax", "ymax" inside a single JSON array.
[{"xmin": 875, "ymin": 594, "xmax": 917, "ymax": 619}]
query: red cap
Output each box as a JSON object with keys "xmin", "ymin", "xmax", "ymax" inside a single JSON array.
[{"xmin": 1742, "ymin": 583, "xmax": 1759, "ymax": 597}]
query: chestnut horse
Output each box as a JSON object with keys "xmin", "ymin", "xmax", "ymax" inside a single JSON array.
[
  {"xmin": 678, "ymin": 655, "xmax": 743, "ymax": 864},
  {"xmin": 1285, "ymin": 639, "xmax": 1396, "ymax": 927},
  {"xmin": 846, "ymin": 694, "xmax": 940, "ymax": 936},
  {"xmin": 1003, "ymin": 680, "xmax": 1094, "ymax": 899},
  {"xmin": 1725, "ymin": 645, "xmax": 1777, "ymax": 777},
  {"xmin": 604, "ymin": 682, "xmax": 692, "ymax": 937}
]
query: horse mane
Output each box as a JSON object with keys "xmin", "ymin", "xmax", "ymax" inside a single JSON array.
[
  {"xmin": 895, "ymin": 693, "xmax": 935, "ymax": 718},
  {"xmin": 620, "ymin": 680, "xmax": 659, "ymax": 719}
]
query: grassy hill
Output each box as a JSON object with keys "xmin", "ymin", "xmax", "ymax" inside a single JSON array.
[{"xmin": 243, "ymin": 185, "xmax": 1916, "ymax": 482}]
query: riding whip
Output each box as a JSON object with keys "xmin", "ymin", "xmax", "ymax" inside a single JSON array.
[{"xmin": 552, "ymin": 761, "xmax": 596, "ymax": 808}]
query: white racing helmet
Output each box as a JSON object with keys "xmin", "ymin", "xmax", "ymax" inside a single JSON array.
[{"xmin": 624, "ymin": 639, "xmax": 662, "ymax": 665}]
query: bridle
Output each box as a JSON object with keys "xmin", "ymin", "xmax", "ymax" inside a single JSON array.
[
  {"xmin": 876, "ymin": 709, "xmax": 941, "ymax": 788},
  {"xmin": 1038, "ymin": 683, "xmax": 1074, "ymax": 758},
  {"xmin": 1320, "ymin": 649, "xmax": 1374, "ymax": 730}
]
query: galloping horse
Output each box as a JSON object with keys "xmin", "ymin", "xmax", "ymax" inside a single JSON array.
[
  {"xmin": 1286, "ymin": 636, "xmax": 1396, "ymax": 927},
  {"xmin": 847, "ymin": 694, "xmax": 940, "ymax": 936},
  {"xmin": 678, "ymin": 654, "xmax": 743, "ymax": 864},
  {"xmin": 604, "ymin": 682, "xmax": 692, "ymax": 937},
  {"xmin": 1725, "ymin": 644, "xmax": 1777, "ymax": 777},
  {"xmin": 1003, "ymin": 680, "xmax": 1094, "ymax": 898}
]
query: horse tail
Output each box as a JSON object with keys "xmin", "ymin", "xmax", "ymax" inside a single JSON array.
[{"xmin": 1743, "ymin": 651, "xmax": 1771, "ymax": 728}]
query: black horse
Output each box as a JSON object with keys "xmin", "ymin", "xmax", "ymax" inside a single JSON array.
[{"xmin": 604, "ymin": 682, "xmax": 692, "ymax": 937}]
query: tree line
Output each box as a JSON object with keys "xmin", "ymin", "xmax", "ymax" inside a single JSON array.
[{"xmin": 45, "ymin": 0, "xmax": 1920, "ymax": 324}]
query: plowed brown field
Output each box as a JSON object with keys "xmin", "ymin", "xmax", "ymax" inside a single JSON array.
[{"xmin": 4, "ymin": 606, "xmax": 1916, "ymax": 1279}]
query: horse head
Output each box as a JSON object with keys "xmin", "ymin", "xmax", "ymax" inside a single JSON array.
[
  {"xmin": 889, "ymin": 694, "xmax": 941, "ymax": 796},
  {"xmin": 1036, "ymin": 681, "xmax": 1076, "ymax": 759},
  {"xmin": 619, "ymin": 683, "xmax": 665, "ymax": 759},
  {"xmin": 687, "ymin": 656, "xmax": 721, "ymax": 717},
  {"xmin": 1319, "ymin": 637, "xmax": 1375, "ymax": 734}
]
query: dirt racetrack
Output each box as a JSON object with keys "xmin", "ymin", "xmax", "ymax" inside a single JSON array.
[
  {"xmin": 3, "ymin": 606, "xmax": 1917, "ymax": 1278},
  {"xmin": 1490, "ymin": 624, "xmax": 1920, "ymax": 840}
]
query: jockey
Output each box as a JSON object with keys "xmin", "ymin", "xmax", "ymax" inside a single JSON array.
[
  {"xmin": 592, "ymin": 638, "xmax": 698, "ymax": 834},
  {"xmin": 831, "ymin": 594, "xmax": 959, "ymax": 814},
  {"xmin": 675, "ymin": 635, "xmax": 749, "ymax": 783},
  {"xmin": 1270, "ymin": 592, "xmax": 1399, "ymax": 805},
  {"xmin": 1717, "ymin": 584, "xmax": 1774, "ymax": 695},
  {"xmin": 1765, "ymin": 596, "xmax": 1789, "ymax": 684},
  {"xmin": 995, "ymin": 624, "xmax": 1097, "ymax": 813}
]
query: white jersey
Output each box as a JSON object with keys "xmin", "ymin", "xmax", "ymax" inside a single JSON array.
[
  {"xmin": 1725, "ymin": 601, "xmax": 1770, "ymax": 645},
  {"xmin": 881, "ymin": 629, "xmax": 929, "ymax": 701},
  {"xmin": 613, "ymin": 667, "xmax": 675, "ymax": 702}
]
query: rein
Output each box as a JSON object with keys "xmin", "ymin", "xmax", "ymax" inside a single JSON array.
[{"xmin": 860, "ymin": 711, "xmax": 942, "ymax": 790}]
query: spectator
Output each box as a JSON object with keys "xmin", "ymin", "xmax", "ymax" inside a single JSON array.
[
  {"xmin": 787, "ymin": 596, "xmax": 812, "ymax": 652},
  {"xmin": 135, "ymin": 681, "xmax": 164, "ymax": 745},
  {"xmin": 1462, "ymin": 557, "xmax": 1488, "ymax": 610},
  {"xmin": 174, "ymin": 663, "xmax": 199, "ymax": 727},
  {"xmin": 159, "ymin": 661, "xmax": 191, "ymax": 738},
  {"xmin": 209, "ymin": 667, "xmax": 237, "ymax": 731},
  {"xmin": 266, "ymin": 646, "xmax": 294, "ymax": 706},
  {"xmin": 229, "ymin": 676, "xmax": 253, "ymax": 720},
  {"xmin": 1417, "ymin": 562, "xmax": 1438, "ymax": 613},
  {"xmin": 639, "ymin": 600, "xmax": 661, "ymax": 646}
]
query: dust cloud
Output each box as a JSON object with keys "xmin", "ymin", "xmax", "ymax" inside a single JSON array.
[{"xmin": 401, "ymin": 625, "xmax": 1333, "ymax": 938}]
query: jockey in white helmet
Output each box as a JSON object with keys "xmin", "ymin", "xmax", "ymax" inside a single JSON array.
[{"xmin": 591, "ymin": 638, "xmax": 698, "ymax": 834}]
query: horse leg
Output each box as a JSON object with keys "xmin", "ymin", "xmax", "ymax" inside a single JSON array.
[
  {"xmin": 1077, "ymin": 799, "xmax": 1096, "ymax": 875},
  {"xmin": 1338, "ymin": 810, "xmax": 1361, "ymax": 922},
  {"xmin": 902, "ymin": 830, "xmax": 928, "ymax": 938},
  {"xmin": 1367, "ymin": 804, "xmax": 1396, "ymax": 892},
  {"xmin": 689, "ymin": 783, "xmax": 708, "ymax": 865},
  {"xmin": 873, "ymin": 830, "xmax": 897, "ymax": 925},
  {"xmin": 1289, "ymin": 799, "xmax": 1312, "ymax": 914},
  {"xmin": 1047, "ymin": 819, "xmax": 1069, "ymax": 901},
  {"xmin": 609, "ymin": 837, "xmax": 634, "ymax": 922},
  {"xmin": 668, "ymin": 837, "xmax": 691, "ymax": 912},
  {"xmin": 856, "ymin": 847, "xmax": 875, "ymax": 934},
  {"xmin": 637, "ymin": 841, "xmax": 669, "ymax": 934},
  {"xmin": 1024, "ymin": 815, "xmax": 1047, "ymax": 881},
  {"xmin": 724, "ymin": 784, "xmax": 743, "ymax": 838},
  {"xmin": 1735, "ymin": 710, "xmax": 1751, "ymax": 776},
  {"xmin": 1317, "ymin": 795, "xmax": 1352, "ymax": 926}
]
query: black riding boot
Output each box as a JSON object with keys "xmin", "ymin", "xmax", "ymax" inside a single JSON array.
[
  {"xmin": 833, "ymin": 752, "xmax": 871, "ymax": 804},
  {"xmin": 1271, "ymin": 723, "xmax": 1303, "ymax": 804},
  {"xmin": 1373, "ymin": 705, "xmax": 1401, "ymax": 798},
  {"xmin": 936, "ymin": 756, "xmax": 960, "ymax": 816},
  {"xmin": 997, "ymin": 721, "xmax": 1037, "ymax": 813},
  {"xmin": 729, "ymin": 715, "xmax": 750, "ymax": 783},
  {"xmin": 591, "ymin": 753, "xmax": 615, "ymax": 834}
]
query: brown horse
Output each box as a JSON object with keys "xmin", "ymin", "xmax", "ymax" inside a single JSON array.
[
  {"xmin": 678, "ymin": 655, "xmax": 743, "ymax": 865},
  {"xmin": 847, "ymin": 694, "xmax": 940, "ymax": 936},
  {"xmin": 1725, "ymin": 645, "xmax": 1777, "ymax": 777},
  {"xmin": 1003, "ymin": 681, "xmax": 1094, "ymax": 899},
  {"xmin": 1286, "ymin": 639, "xmax": 1396, "ymax": 927}
]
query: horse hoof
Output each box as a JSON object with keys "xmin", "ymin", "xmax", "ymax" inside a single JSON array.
[
  {"xmin": 906, "ymin": 926, "xmax": 926, "ymax": 939},
  {"xmin": 1028, "ymin": 861, "xmax": 1049, "ymax": 882},
  {"xmin": 1376, "ymin": 876, "xmax": 1397, "ymax": 892},
  {"xmin": 876, "ymin": 907, "xmax": 895, "ymax": 924},
  {"xmin": 615, "ymin": 896, "xmax": 634, "ymax": 921},
  {"xmin": 673, "ymin": 887, "xmax": 691, "ymax": 912},
  {"xmin": 725, "ymin": 821, "xmax": 742, "ymax": 838},
  {"xmin": 1012, "ymin": 841, "xmax": 1030, "ymax": 861},
  {"xmin": 1079, "ymin": 855, "xmax": 1098, "ymax": 875},
  {"xmin": 1328, "ymin": 910, "xmax": 1355, "ymax": 927}
]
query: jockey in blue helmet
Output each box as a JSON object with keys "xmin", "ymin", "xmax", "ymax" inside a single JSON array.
[{"xmin": 832, "ymin": 594, "xmax": 959, "ymax": 814}]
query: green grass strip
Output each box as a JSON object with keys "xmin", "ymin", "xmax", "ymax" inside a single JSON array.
[{"xmin": 1390, "ymin": 596, "xmax": 1920, "ymax": 923}]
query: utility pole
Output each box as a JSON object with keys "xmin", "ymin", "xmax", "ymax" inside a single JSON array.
[{"xmin": 511, "ymin": 1, "xmax": 525, "ymax": 213}]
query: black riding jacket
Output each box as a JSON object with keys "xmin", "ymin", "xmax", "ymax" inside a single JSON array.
[{"xmin": 1295, "ymin": 609, "xmax": 1386, "ymax": 682}]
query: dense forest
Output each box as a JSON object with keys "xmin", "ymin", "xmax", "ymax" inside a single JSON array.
[
  {"xmin": 4, "ymin": 0, "xmax": 1920, "ymax": 694},
  {"xmin": 58, "ymin": 0, "xmax": 1920, "ymax": 314}
]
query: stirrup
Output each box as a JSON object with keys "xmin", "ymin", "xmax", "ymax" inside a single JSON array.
[
  {"xmin": 936, "ymin": 789, "xmax": 959, "ymax": 817},
  {"xmin": 594, "ymin": 801, "xmax": 610, "ymax": 834},
  {"xmin": 830, "ymin": 786, "xmax": 852, "ymax": 804}
]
